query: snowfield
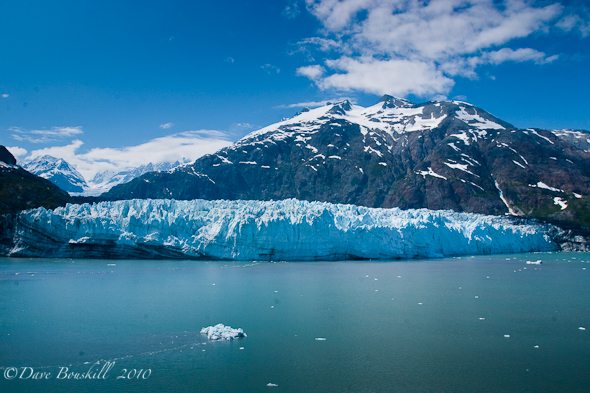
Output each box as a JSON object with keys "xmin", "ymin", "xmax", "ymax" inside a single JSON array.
[{"xmin": 8, "ymin": 198, "xmax": 557, "ymax": 260}]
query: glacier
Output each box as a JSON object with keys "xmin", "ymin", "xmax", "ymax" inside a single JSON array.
[{"xmin": 5, "ymin": 198, "xmax": 558, "ymax": 260}]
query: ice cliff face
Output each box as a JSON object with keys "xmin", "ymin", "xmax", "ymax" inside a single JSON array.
[{"xmin": 9, "ymin": 198, "xmax": 557, "ymax": 260}]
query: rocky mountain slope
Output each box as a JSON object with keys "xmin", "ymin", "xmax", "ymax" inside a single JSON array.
[{"xmin": 103, "ymin": 96, "xmax": 590, "ymax": 230}]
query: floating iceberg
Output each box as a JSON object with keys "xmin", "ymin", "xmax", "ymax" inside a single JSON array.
[
  {"xmin": 7, "ymin": 198, "xmax": 557, "ymax": 260},
  {"xmin": 200, "ymin": 324, "xmax": 246, "ymax": 340}
]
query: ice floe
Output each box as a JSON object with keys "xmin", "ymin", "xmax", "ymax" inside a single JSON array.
[{"xmin": 200, "ymin": 324, "xmax": 246, "ymax": 340}]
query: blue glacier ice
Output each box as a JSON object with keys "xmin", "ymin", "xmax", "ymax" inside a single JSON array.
[{"xmin": 8, "ymin": 198, "xmax": 557, "ymax": 260}]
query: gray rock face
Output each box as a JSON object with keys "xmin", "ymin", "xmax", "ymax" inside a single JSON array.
[{"xmin": 103, "ymin": 98, "xmax": 590, "ymax": 230}]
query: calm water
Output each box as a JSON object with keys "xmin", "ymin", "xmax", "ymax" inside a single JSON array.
[{"xmin": 0, "ymin": 253, "xmax": 589, "ymax": 393}]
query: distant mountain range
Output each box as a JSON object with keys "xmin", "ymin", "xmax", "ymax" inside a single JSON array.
[
  {"xmin": 101, "ymin": 95, "xmax": 590, "ymax": 231},
  {"xmin": 22, "ymin": 156, "xmax": 188, "ymax": 195},
  {"xmin": 86, "ymin": 160, "xmax": 187, "ymax": 196}
]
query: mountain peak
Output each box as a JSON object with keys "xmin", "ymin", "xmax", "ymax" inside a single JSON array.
[
  {"xmin": 0, "ymin": 146, "xmax": 17, "ymax": 166},
  {"xmin": 379, "ymin": 95, "xmax": 413, "ymax": 109},
  {"xmin": 23, "ymin": 155, "xmax": 87, "ymax": 194},
  {"xmin": 327, "ymin": 100, "xmax": 353, "ymax": 115}
]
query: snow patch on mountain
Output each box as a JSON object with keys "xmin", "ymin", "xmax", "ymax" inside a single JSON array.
[
  {"xmin": 240, "ymin": 97, "xmax": 507, "ymax": 149},
  {"xmin": 551, "ymin": 129, "xmax": 590, "ymax": 152},
  {"xmin": 529, "ymin": 182, "xmax": 564, "ymax": 193},
  {"xmin": 417, "ymin": 167, "xmax": 447, "ymax": 180},
  {"xmin": 553, "ymin": 197, "xmax": 568, "ymax": 210}
]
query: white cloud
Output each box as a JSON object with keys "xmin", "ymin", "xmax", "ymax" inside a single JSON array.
[
  {"xmin": 10, "ymin": 126, "xmax": 84, "ymax": 144},
  {"xmin": 299, "ymin": 37, "xmax": 341, "ymax": 53},
  {"xmin": 24, "ymin": 130, "xmax": 232, "ymax": 180},
  {"xmin": 299, "ymin": 0, "xmax": 568, "ymax": 97},
  {"xmin": 318, "ymin": 57, "xmax": 454, "ymax": 96},
  {"xmin": 159, "ymin": 122, "xmax": 174, "ymax": 129},
  {"xmin": 482, "ymin": 48, "xmax": 558, "ymax": 65},
  {"xmin": 232, "ymin": 122, "xmax": 253, "ymax": 129},
  {"xmin": 260, "ymin": 63, "xmax": 281, "ymax": 74},
  {"xmin": 282, "ymin": 0, "xmax": 301, "ymax": 19},
  {"xmin": 6, "ymin": 146, "xmax": 27, "ymax": 160},
  {"xmin": 556, "ymin": 12, "xmax": 590, "ymax": 37},
  {"xmin": 306, "ymin": 0, "xmax": 376, "ymax": 30},
  {"xmin": 296, "ymin": 64, "xmax": 325, "ymax": 80}
]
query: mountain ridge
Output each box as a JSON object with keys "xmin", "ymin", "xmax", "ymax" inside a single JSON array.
[
  {"xmin": 103, "ymin": 96, "xmax": 590, "ymax": 231},
  {"xmin": 22, "ymin": 154, "xmax": 189, "ymax": 195}
]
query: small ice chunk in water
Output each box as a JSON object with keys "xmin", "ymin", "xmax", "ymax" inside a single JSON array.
[
  {"xmin": 526, "ymin": 260, "xmax": 542, "ymax": 265},
  {"xmin": 267, "ymin": 383, "xmax": 279, "ymax": 387},
  {"xmin": 478, "ymin": 317, "xmax": 486, "ymax": 321},
  {"xmin": 504, "ymin": 334, "xmax": 511, "ymax": 338},
  {"xmin": 534, "ymin": 345, "xmax": 540, "ymax": 349},
  {"xmin": 315, "ymin": 337, "xmax": 327, "ymax": 341},
  {"xmin": 579, "ymin": 327, "xmax": 586, "ymax": 331},
  {"xmin": 200, "ymin": 324, "xmax": 246, "ymax": 340}
]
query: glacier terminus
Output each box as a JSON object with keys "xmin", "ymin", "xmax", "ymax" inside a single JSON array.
[{"xmin": 5, "ymin": 198, "xmax": 557, "ymax": 260}]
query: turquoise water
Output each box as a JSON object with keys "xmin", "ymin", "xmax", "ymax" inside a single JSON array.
[{"xmin": 0, "ymin": 253, "xmax": 589, "ymax": 393}]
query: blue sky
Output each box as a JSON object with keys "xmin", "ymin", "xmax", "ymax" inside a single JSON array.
[{"xmin": 0, "ymin": 0, "xmax": 589, "ymax": 176}]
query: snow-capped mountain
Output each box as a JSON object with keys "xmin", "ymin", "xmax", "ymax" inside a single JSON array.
[
  {"xmin": 86, "ymin": 160, "xmax": 188, "ymax": 195},
  {"xmin": 0, "ymin": 147, "xmax": 69, "ymax": 215},
  {"xmin": 104, "ymin": 95, "xmax": 590, "ymax": 231},
  {"xmin": 7, "ymin": 198, "xmax": 557, "ymax": 260},
  {"xmin": 21, "ymin": 154, "xmax": 189, "ymax": 195},
  {"xmin": 23, "ymin": 155, "xmax": 88, "ymax": 193}
]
